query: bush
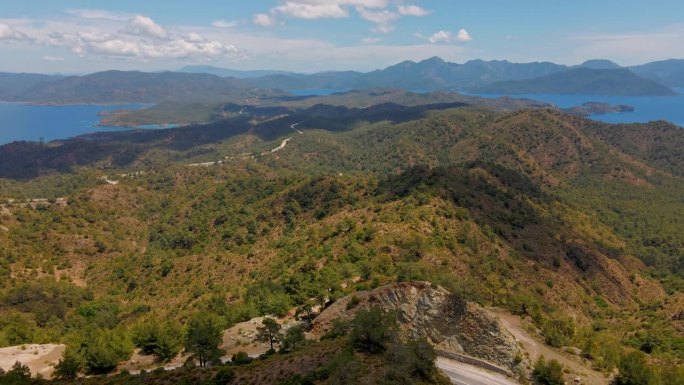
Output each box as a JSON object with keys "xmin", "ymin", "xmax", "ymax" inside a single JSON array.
[
  {"xmin": 0, "ymin": 362, "xmax": 31, "ymax": 385},
  {"xmin": 213, "ymin": 366, "xmax": 235, "ymax": 385},
  {"xmin": 321, "ymin": 319, "xmax": 350, "ymax": 340},
  {"xmin": 231, "ymin": 351, "xmax": 253, "ymax": 365},
  {"xmin": 615, "ymin": 351, "xmax": 654, "ymax": 385},
  {"xmin": 533, "ymin": 356, "xmax": 564, "ymax": 385}
]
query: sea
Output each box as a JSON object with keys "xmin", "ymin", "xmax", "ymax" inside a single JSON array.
[
  {"xmin": 471, "ymin": 89, "xmax": 684, "ymax": 127},
  {"xmin": 0, "ymin": 89, "xmax": 682, "ymax": 145},
  {"xmin": 0, "ymin": 103, "xmax": 144, "ymax": 146}
]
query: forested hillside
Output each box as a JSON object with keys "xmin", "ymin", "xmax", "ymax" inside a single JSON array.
[{"xmin": 0, "ymin": 105, "xmax": 682, "ymax": 383}]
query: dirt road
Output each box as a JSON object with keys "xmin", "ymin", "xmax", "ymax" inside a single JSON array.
[
  {"xmin": 489, "ymin": 309, "xmax": 610, "ymax": 385},
  {"xmin": 436, "ymin": 357, "xmax": 520, "ymax": 385}
]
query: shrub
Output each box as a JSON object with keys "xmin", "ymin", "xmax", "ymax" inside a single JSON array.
[
  {"xmin": 350, "ymin": 306, "xmax": 397, "ymax": 354},
  {"xmin": 213, "ymin": 366, "xmax": 235, "ymax": 385},
  {"xmin": 533, "ymin": 356, "xmax": 564, "ymax": 385},
  {"xmin": 615, "ymin": 351, "xmax": 654, "ymax": 385},
  {"xmin": 53, "ymin": 348, "xmax": 83, "ymax": 380}
]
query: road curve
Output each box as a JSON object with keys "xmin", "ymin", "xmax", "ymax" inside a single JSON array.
[{"xmin": 436, "ymin": 357, "xmax": 520, "ymax": 385}]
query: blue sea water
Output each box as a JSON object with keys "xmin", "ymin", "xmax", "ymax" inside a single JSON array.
[
  {"xmin": 473, "ymin": 89, "xmax": 684, "ymax": 127},
  {"xmin": 0, "ymin": 103, "xmax": 144, "ymax": 145},
  {"xmin": 1, "ymin": 89, "xmax": 682, "ymax": 146},
  {"xmin": 289, "ymin": 88, "xmax": 349, "ymax": 96}
]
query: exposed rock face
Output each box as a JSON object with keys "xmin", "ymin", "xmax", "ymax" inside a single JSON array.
[{"xmin": 312, "ymin": 281, "xmax": 523, "ymax": 372}]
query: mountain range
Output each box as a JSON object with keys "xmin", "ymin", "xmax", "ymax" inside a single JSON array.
[
  {"xmin": 472, "ymin": 68, "xmax": 677, "ymax": 96},
  {"xmin": 1, "ymin": 57, "xmax": 683, "ymax": 104}
]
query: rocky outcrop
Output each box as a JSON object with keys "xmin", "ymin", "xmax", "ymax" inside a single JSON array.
[{"xmin": 311, "ymin": 281, "xmax": 524, "ymax": 372}]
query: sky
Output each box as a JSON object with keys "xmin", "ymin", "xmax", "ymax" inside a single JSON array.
[{"xmin": 0, "ymin": 0, "xmax": 683, "ymax": 74}]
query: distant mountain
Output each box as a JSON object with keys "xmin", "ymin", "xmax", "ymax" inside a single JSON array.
[
  {"xmin": 13, "ymin": 70, "xmax": 264, "ymax": 104},
  {"xmin": 0, "ymin": 73, "xmax": 64, "ymax": 100},
  {"xmin": 471, "ymin": 68, "xmax": 676, "ymax": 96},
  {"xmin": 630, "ymin": 59, "xmax": 684, "ymax": 87},
  {"xmin": 3, "ymin": 57, "xmax": 681, "ymax": 104},
  {"xmin": 178, "ymin": 65, "xmax": 294, "ymax": 79},
  {"xmin": 576, "ymin": 59, "xmax": 622, "ymax": 70},
  {"xmin": 246, "ymin": 57, "xmax": 567, "ymax": 90}
]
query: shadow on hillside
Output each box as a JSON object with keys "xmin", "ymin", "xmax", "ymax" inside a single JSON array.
[{"xmin": 0, "ymin": 102, "xmax": 468, "ymax": 180}]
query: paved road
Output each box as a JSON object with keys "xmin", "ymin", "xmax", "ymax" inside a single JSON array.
[{"xmin": 436, "ymin": 357, "xmax": 520, "ymax": 385}]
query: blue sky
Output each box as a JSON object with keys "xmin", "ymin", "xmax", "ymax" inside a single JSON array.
[{"xmin": 0, "ymin": 0, "xmax": 683, "ymax": 73}]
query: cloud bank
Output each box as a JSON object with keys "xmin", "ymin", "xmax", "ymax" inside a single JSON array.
[
  {"xmin": 0, "ymin": 11, "xmax": 242, "ymax": 61},
  {"xmin": 254, "ymin": 1, "xmax": 430, "ymax": 33}
]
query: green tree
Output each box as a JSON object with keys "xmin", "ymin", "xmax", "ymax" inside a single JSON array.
[
  {"xmin": 184, "ymin": 312, "xmax": 224, "ymax": 368},
  {"xmin": 281, "ymin": 324, "xmax": 306, "ymax": 352},
  {"xmin": 81, "ymin": 328, "xmax": 133, "ymax": 374},
  {"xmin": 257, "ymin": 317, "xmax": 282, "ymax": 351},
  {"xmin": 350, "ymin": 306, "xmax": 397, "ymax": 354},
  {"xmin": 616, "ymin": 351, "xmax": 655, "ymax": 385},
  {"xmin": 321, "ymin": 319, "xmax": 350, "ymax": 340},
  {"xmin": 383, "ymin": 337, "xmax": 439, "ymax": 383},
  {"xmin": 1, "ymin": 362, "xmax": 31, "ymax": 385},
  {"xmin": 133, "ymin": 319, "xmax": 183, "ymax": 361},
  {"xmin": 532, "ymin": 356, "xmax": 564, "ymax": 385},
  {"xmin": 53, "ymin": 348, "xmax": 83, "ymax": 380}
]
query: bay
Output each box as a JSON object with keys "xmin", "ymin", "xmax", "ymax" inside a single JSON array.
[{"xmin": 0, "ymin": 103, "xmax": 144, "ymax": 145}]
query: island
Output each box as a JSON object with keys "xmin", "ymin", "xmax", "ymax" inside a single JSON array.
[{"xmin": 563, "ymin": 102, "xmax": 635, "ymax": 117}]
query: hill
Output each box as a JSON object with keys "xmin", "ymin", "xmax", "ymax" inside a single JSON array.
[
  {"xmin": 12, "ymin": 71, "xmax": 277, "ymax": 104},
  {"xmin": 576, "ymin": 59, "xmax": 622, "ymax": 70},
  {"xmin": 630, "ymin": 59, "xmax": 684, "ymax": 87},
  {"xmin": 471, "ymin": 68, "xmax": 676, "ymax": 96},
  {"xmin": 0, "ymin": 73, "xmax": 64, "ymax": 101},
  {"xmin": 0, "ymin": 105, "xmax": 682, "ymax": 382},
  {"xmin": 246, "ymin": 57, "xmax": 566, "ymax": 91}
]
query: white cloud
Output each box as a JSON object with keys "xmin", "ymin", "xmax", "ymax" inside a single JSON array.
[
  {"xmin": 212, "ymin": 20, "xmax": 239, "ymax": 29},
  {"xmin": 0, "ymin": 23, "xmax": 31, "ymax": 42},
  {"xmin": 457, "ymin": 29, "xmax": 472, "ymax": 42},
  {"xmin": 273, "ymin": 2, "xmax": 349, "ymax": 19},
  {"xmin": 256, "ymin": 0, "xmax": 394, "ymax": 28},
  {"xmin": 123, "ymin": 15, "xmax": 167, "ymax": 39},
  {"xmin": 356, "ymin": 7, "xmax": 399, "ymax": 33},
  {"xmin": 253, "ymin": 13, "xmax": 276, "ymax": 27},
  {"xmin": 417, "ymin": 29, "xmax": 473, "ymax": 44},
  {"xmin": 356, "ymin": 7, "xmax": 398, "ymax": 24},
  {"xmin": 427, "ymin": 30, "xmax": 451, "ymax": 43},
  {"xmin": 397, "ymin": 5, "xmax": 430, "ymax": 17},
  {"xmin": 1, "ymin": 13, "xmax": 244, "ymax": 62}
]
